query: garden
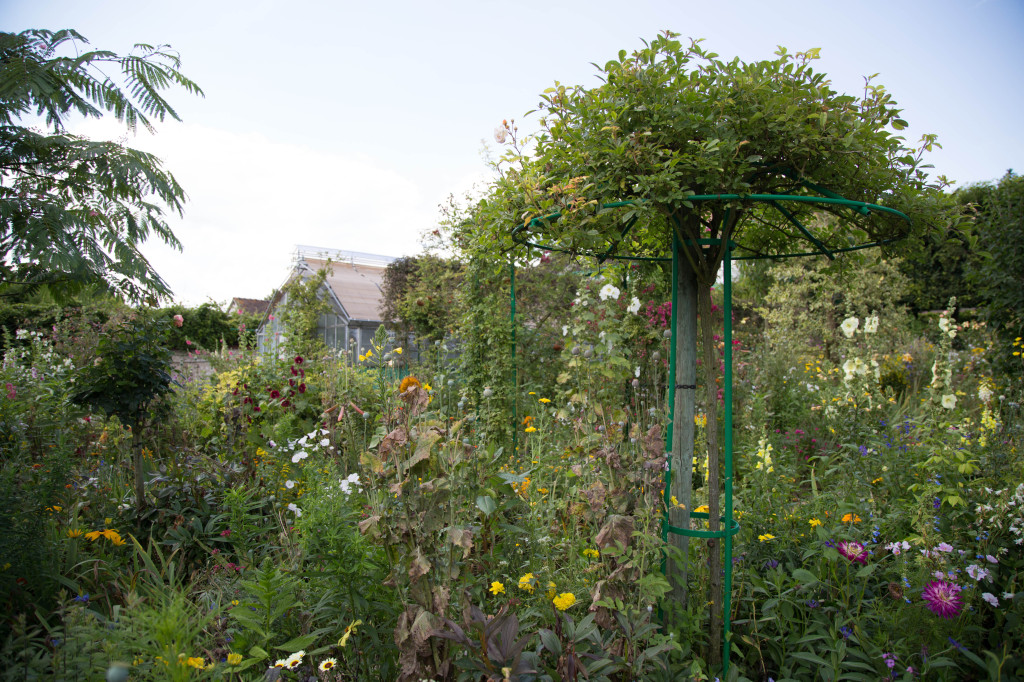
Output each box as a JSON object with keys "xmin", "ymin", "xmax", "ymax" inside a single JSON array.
[{"xmin": 2, "ymin": 28, "xmax": 1023, "ymax": 682}]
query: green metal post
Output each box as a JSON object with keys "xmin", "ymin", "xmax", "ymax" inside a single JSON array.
[
  {"xmin": 510, "ymin": 257, "xmax": 518, "ymax": 458},
  {"xmin": 723, "ymin": 243, "xmax": 734, "ymax": 676}
]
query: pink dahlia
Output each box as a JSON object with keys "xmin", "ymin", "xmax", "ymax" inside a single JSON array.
[
  {"xmin": 837, "ymin": 541, "xmax": 868, "ymax": 565},
  {"xmin": 922, "ymin": 580, "xmax": 963, "ymax": 619}
]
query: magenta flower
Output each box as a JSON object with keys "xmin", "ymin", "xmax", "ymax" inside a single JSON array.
[
  {"xmin": 173, "ymin": 314, "xmax": 184, "ymax": 327},
  {"xmin": 922, "ymin": 580, "xmax": 963, "ymax": 618},
  {"xmin": 837, "ymin": 541, "xmax": 868, "ymax": 565}
]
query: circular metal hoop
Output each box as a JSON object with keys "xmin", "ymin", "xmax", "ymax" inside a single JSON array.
[{"xmin": 511, "ymin": 194, "xmax": 912, "ymax": 262}]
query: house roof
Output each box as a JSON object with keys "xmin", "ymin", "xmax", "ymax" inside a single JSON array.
[
  {"xmin": 230, "ymin": 297, "xmax": 270, "ymax": 316},
  {"xmin": 305, "ymin": 257, "xmax": 388, "ymax": 321}
]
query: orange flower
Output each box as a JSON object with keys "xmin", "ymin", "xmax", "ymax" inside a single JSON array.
[
  {"xmin": 399, "ymin": 376, "xmax": 421, "ymax": 393},
  {"xmin": 841, "ymin": 513, "xmax": 861, "ymax": 524}
]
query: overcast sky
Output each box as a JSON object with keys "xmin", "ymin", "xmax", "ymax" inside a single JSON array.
[{"xmin": 5, "ymin": 0, "xmax": 1023, "ymax": 305}]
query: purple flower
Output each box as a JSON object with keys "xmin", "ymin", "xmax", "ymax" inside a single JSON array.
[
  {"xmin": 882, "ymin": 652, "xmax": 897, "ymax": 670},
  {"xmin": 839, "ymin": 625, "xmax": 852, "ymax": 640},
  {"xmin": 837, "ymin": 541, "xmax": 868, "ymax": 565},
  {"xmin": 923, "ymin": 581, "xmax": 963, "ymax": 619}
]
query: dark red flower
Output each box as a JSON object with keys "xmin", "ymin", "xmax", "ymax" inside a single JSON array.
[
  {"xmin": 298, "ymin": 383, "xmax": 306, "ymax": 393},
  {"xmin": 291, "ymin": 367, "xmax": 298, "ymax": 376},
  {"xmin": 281, "ymin": 400, "xmax": 291, "ymax": 408},
  {"xmin": 269, "ymin": 389, "xmax": 281, "ymax": 399},
  {"xmin": 294, "ymin": 356, "xmax": 304, "ymax": 365}
]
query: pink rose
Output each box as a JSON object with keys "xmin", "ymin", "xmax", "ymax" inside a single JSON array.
[{"xmin": 173, "ymin": 314, "xmax": 184, "ymax": 327}]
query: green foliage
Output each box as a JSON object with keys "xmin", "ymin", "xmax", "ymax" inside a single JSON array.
[
  {"xmin": 0, "ymin": 28, "xmax": 203, "ymax": 303},
  {"xmin": 161, "ymin": 302, "xmax": 258, "ymax": 351},
  {"xmin": 277, "ymin": 265, "xmax": 332, "ymax": 361},
  {"xmin": 963, "ymin": 171, "xmax": 1024, "ymax": 375},
  {"xmin": 381, "ymin": 254, "xmax": 463, "ymax": 343},
  {"xmin": 70, "ymin": 313, "xmax": 174, "ymax": 430}
]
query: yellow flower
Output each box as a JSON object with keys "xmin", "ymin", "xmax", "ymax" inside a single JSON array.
[
  {"xmin": 109, "ymin": 535, "xmax": 126, "ymax": 546},
  {"xmin": 694, "ymin": 505, "xmax": 709, "ymax": 514},
  {"xmin": 538, "ymin": 398, "xmax": 551, "ymax": 404},
  {"xmin": 546, "ymin": 581, "xmax": 557, "ymax": 599},
  {"xmin": 339, "ymin": 619, "xmax": 362, "ymax": 647},
  {"xmin": 841, "ymin": 513, "xmax": 861, "ymax": 524},
  {"xmin": 670, "ymin": 496, "xmax": 686, "ymax": 509},
  {"xmin": 518, "ymin": 573, "xmax": 535, "ymax": 593},
  {"xmin": 489, "ymin": 581, "xmax": 505, "ymax": 596},
  {"xmin": 358, "ymin": 354, "xmax": 366, "ymax": 362},
  {"xmin": 399, "ymin": 376, "xmax": 421, "ymax": 393},
  {"xmin": 582, "ymin": 548, "xmax": 599, "ymax": 559},
  {"xmin": 67, "ymin": 529, "xmax": 82, "ymax": 539},
  {"xmin": 552, "ymin": 592, "xmax": 577, "ymax": 611},
  {"xmin": 757, "ymin": 534, "xmax": 775, "ymax": 542},
  {"xmin": 226, "ymin": 653, "xmax": 242, "ymax": 666},
  {"xmin": 525, "ymin": 426, "xmax": 537, "ymax": 433},
  {"xmin": 85, "ymin": 530, "xmax": 103, "ymax": 541},
  {"xmin": 422, "ymin": 382, "xmax": 432, "ymax": 392},
  {"xmin": 101, "ymin": 529, "xmax": 122, "ymax": 543},
  {"xmin": 365, "ymin": 349, "xmax": 372, "ymax": 358},
  {"xmin": 186, "ymin": 657, "xmax": 205, "ymax": 669},
  {"xmin": 394, "ymin": 347, "xmax": 403, "ymax": 355}
]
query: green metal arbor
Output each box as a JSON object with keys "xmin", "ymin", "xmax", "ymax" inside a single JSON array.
[{"xmin": 509, "ymin": 191, "xmax": 911, "ymax": 675}]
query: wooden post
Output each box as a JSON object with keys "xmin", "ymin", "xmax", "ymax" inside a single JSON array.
[{"xmin": 668, "ymin": 246, "xmax": 698, "ymax": 603}]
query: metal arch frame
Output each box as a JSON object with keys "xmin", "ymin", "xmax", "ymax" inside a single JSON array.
[{"xmin": 508, "ymin": 192, "xmax": 911, "ymax": 677}]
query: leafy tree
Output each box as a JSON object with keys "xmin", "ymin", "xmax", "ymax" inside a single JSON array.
[
  {"xmin": 380, "ymin": 254, "xmax": 463, "ymax": 343},
  {"xmin": 480, "ymin": 32, "xmax": 958, "ymax": 663},
  {"xmin": 964, "ymin": 171, "xmax": 1024, "ymax": 374},
  {"xmin": 70, "ymin": 312, "xmax": 175, "ymax": 509},
  {"xmin": 0, "ymin": 28, "xmax": 203, "ymax": 303}
]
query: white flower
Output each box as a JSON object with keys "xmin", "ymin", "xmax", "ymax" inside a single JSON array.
[
  {"xmin": 599, "ymin": 283, "xmax": 620, "ymax": 301},
  {"xmin": 863, "ymin": 316, "xmax": 879, "ymax": 334},
  {"xmin": 941, "ymin": 394, "xmax": 956, "ymax": 410},
  {"xmin": 494, "ymin": 126, "xmax": 507, "ymax": 144},
  {"xmin": 320, "ymin": 438, "xmax": 330, "ymax": 447},
  {"xmin": 840, "ymin": 317, "xmax": 859, "ymax": 338},
  {"xmin": 979, "ymin": 384, "xmax": 993, "ymax": 403},
  {"xmin": 634, "ymin": 366, "xmax": 641, "ymax": 378},
  {"xmin": 982, "ymin": 592, "xmax": 999, "ymax": 607},
  {"xmin": 291, "ymin": 451, "xmax": 309, "ymax": 463},
  {"xmin": 287, "ymin": 503, "xmax": 302, "ymax": 517},
  {"xmin": 285, "ymin": 480, "xmax": 295, "ymax": 489},
  {"xmin": 627, "ymin": 296, "xmax": 641, "ymax": 314},
  {"xmin": 938, "ymin": 317, "xmax": 950, "ymax": 333},
  {"xmin": 1003, "ymin": 592, "xmax": 1015, "ymax": 600},
  {"xmin": 842, "ymin": 357, "xmax": 868, "ymax": 382},
  {"xmin": 562, "ymin": 325, "xmax": 569, "ymax": 336}
]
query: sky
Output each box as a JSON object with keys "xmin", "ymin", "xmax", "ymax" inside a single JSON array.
[{"xmin": 4, "ymin": 0, "xmax": 1023, "ymax": 306}]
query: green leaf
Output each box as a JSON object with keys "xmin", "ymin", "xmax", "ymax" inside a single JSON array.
[
  {"xmin": 274, "ymin": 633, "xmax": 318, "ymax": 652},
  {"xmin": 247, "ymin": 646, "xmax": 268, "ymax": 661},
  {"xmin": 475, "ymin": 495, "xmax": 496, "ymax": 516},
  {"xmin": 792, "ymin": 568, "xmax": 819, "ymax": 584}
]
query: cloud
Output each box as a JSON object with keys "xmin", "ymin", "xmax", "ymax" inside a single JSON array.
[{"xmin": 70, "ymin": 119, "xmax": 446, "ymax": 305}]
